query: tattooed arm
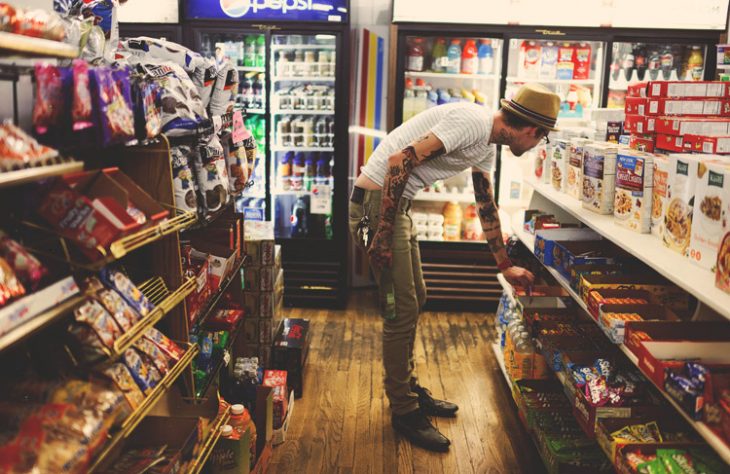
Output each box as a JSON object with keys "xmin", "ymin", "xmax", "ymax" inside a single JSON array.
[
  {"xmin": 368, "ymin": 132, "xmax": 446, "ymax": 269},
  {"xmin": 472, "ymin": 169, "xmax": 535, "ymax": 288}
]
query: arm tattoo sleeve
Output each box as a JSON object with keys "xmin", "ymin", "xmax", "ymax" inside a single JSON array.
[{"xmin": 472, "ymin": 171, "xmax": 509, "ymax": 266}]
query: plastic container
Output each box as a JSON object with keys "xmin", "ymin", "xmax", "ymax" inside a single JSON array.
[
  {"xmin": 446, "ymin": 40, "xmax": 462, "ymax": 74},
  {"xmin": 477, "ymin": 39, "xmax": 494, "ymax": 75},
  {"xmin": 462, "ymin": 203, "xmax": 482, "ymax": 241},
  {"xmin": 406, "ymin": 37, "xmax": 425, "ymax": 72},
  {"xmin": 304, "ymin": 154, "xmax": 316, "ymax": 191},
  {"xmin": 279, "ymin": 152, "xmax": 292, "ymax": 191},
  {"xmin": 442, "ymin": 201, "xmax": 463, "ymax": 241},
  {"xmin": 461, "ymin": 39, "xmax": 478, "ymax": 75},
  {"xmin": 688, "ymin": 46, "xmax": 704, "ymax": 80},
  {"xmin": 431, "ymin": 37, "xmax": 448, "ymax": 73}
]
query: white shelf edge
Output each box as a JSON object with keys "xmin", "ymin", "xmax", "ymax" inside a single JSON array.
[
  {"xmin": 271, "ymin": 110, "xmax": 334, "ymax": 116},
  {"xmin": 272, "ymin": 76, "xmax": 335, "ymax": 82},
  {"xmin": 506, "ymin": 76, "xmax": 598, "ymax": 86},
  {"xmin": 496, "ymin": 273, "xmax": 517, "ymax": 308},
  {"xmin": 270, "ymin": 146, "xmax": 334, "ymax": 152},
  {"xmin": 492, "ymin": 343, "xmax": 512, "ymax": 390},
  {"xmin": 526, "ymin": 179, "xmax": 730, "ymax": 323},
  {"xmin": 271, "ymin": 44, "xmax": 336, "ymax": 51},
  {"xmin": 245, "ymin": 109, "xmax": 266, "ymax": 114},
  {"xmin": 413, "ymin": 191, "xmax": 475, "ymax": 203},
  {"xmin": 511, "ymin": 210, "xmax": 730, "ymax": 465},
  {"xmin": 404, "ymin": 71, "xmax": 499, "ymax": 80},
  {"xmin": 236, "ymin": 66, "xmax": 266, "ymax": 72}
]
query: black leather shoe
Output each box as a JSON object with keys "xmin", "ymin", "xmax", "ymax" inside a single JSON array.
[
  {"xmin": 413, "ymin": 385, "xmax": 459, "ymax": 418},
  {"xmin": 392, "ymin": 409, "xmax": 451, "ymax": 453}
]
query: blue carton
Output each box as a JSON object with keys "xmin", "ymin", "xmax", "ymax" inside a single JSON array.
[
  {"xmin": 534, "ymin": 228, "xmax": 601, "ymax": 266},
  {"xmin": 552, "ymin": 241, "xmax": 615, "ymax": 281}
]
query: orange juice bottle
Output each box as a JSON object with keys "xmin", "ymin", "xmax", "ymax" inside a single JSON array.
[
  {"xmin": 442, "ymin": 201, "xmax": 463, "ymax": 241},
  {"xmin": 462, "ymin": 203, "xmax": 483, "ymax": 241}
]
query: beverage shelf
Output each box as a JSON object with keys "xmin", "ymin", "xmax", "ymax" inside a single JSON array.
[
  {"xmin": 186, "ymin": 407, "xmax": 232, "ymax": 474},
  {"xmin": 194, "ymin": 315, "xmax": 245, "ymax": 398},
  {"xmin": 272, "ymin": 109, "xmax": 334, "ymax": 116},
  {"xmin": 88, "ymin": 342, "xmax": 199, "ymax": 472},
  {"xmin": 192, "ymin": 258, "xmax": 246, "ymax": 328},
  {"xmin": 0, "ymin": 32, "xmax": 78, "ymax": 59},
  {"xmin": 245, "ymin": 108, "xmax": 266, "ymax": 115},
  {"xmin": 272, "ymin": 188, "xmax": 326, "ymax": 196},
  {"xmin": 236, "ymin": 66, "xmax": 265, "ymax": 73},
  {"xmin": 0, "ymin": 161, "xmax": 83, "ymax": 189},
  {"xmin": 526, "ymin": 179, "xmax": 730, "ymax": 323},
  {"xmin": 272, "ymin": 76, "xmax": 335, "ymax": 83},
  {"xmin": 271, "ymin": 44, "xmax": 336, "ymax": 51},
  {"xmin": 271, "ymin": 146, "xmax": 334, "ymax": 152},
  {"xmin": 509, "ymin": 210, "xmax": 730, "ymax": 465},
  {"xmin": 405, "ymin": 71, "xmax": 499, "ymax": 80},
  {"xmin": 506, "ymin": 76, "xmax": 597, "ymax": 86},
  {"xmin": 413, "ymin": 191, "xmax": 475, "ymax": 203}
]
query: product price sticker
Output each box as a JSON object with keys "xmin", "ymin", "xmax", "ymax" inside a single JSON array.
[{"xmin": 311, "ymin": 185, "xmax": 332, "ymax": 214}]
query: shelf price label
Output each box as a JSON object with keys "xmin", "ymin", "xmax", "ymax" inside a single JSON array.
[{"xmin": 311, "ymin": 185, "xmax": 332, "ymax": 214}]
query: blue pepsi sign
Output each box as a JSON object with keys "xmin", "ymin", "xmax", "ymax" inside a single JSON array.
[{"xmin": 185, "ymin": 0, "xmax": 348, "ymax": 23}]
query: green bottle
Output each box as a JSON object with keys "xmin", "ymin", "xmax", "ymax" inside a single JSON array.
[
  {"xmin": 255, "ymin": 35, "xmax": 266, "ymax": 68},
  {"xmin": 244, "ymin": 36, "xmax": 255, "ymax": 67}
]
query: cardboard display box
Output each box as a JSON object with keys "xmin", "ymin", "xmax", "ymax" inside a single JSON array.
[
  {"xmin": 637, "ymin": 341, "xmax": 730, "ymax": 388},
  {"xmin": 624, "ymin": 321, "xmax": 730, "ymax": 362},
  {"xmin": 597, "ymin": 304, "xmax": 679, "ymax": 344},
  {"xmin": 533, "ymin": 228, "xmax": 601, "ymax": 266},
  {"xmin": 647, "ymin": 81, "xmax": 729, "ymax": 98},
  {"xmin": 272, "ymin": 318, "xmax": 310, "ymax": 398},
  {"xmin": 552, "ymin": 241, "xmax": 616, "ymax": 281}
]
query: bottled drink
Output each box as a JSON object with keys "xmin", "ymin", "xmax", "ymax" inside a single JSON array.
[
  {"xmin": 244, "ymin": 36, "xmax": 256, "ymax": 67},
  {"xmin": 292, "ymin": 116, "xmax": 304, "ymax": 148},
  {"xmin": 276, "ymin": 50, "xmax": 290, "ymax": 77},
  {"xmin": 294, "ymin": 49, "xmax": 305, "ymax": 76},
  {"xmin": 688, "ymin": 46, "xmax": 704, "ymax": 80},
  {"xmin": 304, "ymin": 153, "xmax": 316, "ymax": 190},
  {"xmin": 406, "ymin": 37, "xmax": 425, "ymax": 72},
  {"xmin": 278, "ymin": 116, "xmax": 291, "ymax": 146},
  {"xmin": 437, "ymin": 88, "xmax": 451, "ymax": 105},
  {"xmin": 660, "ymin": 45, "xmax": 674, "ymax": 80},
  {"xmin": 442, "ymin": 201, "xmax": 463, "ymax": 241},
  {"xmin": 326, "ymin": 118, "xmax": 335, "ymax": 148},
  {"xmin": 461, "ymin": 39, "xmax": 478, "ymax": 74},
  {"xmin": 279, "ymin": 152, "xmax": 292, "ymax": 190},
  {"xmin": 290, "ymin": 196, "xmax": 309, "ymax": 237},
  {"xmin": 314, "ymin": 118, "xmax": 327, "ymax": 147},
  {"xmin": 403, "ymin": 79, "xmax": 415, "ymax": 121},
  {"xmin": 316, "ymin": 153, "xmax": 332, "ymax": 186},
  {"xmin": 413, "ymin": 78, "xmax": 429, "ymax": 116},
  {"xmin": 240, "ymin": 75, "xmax": 252, "ymax": 108},
  {"xmin": 633, "ymin": 43, "xmax": 647, "ymax": 80},
  {"xmin": 477, "ymin": 39, "xmax": 494, "ymax": 75},
  {"xmin": 252, "ymin": 74, "xmax": 264, "ymax": 109},
  {"xmin": 573, "ymin": 42, "xmax": 592, "ymax": 80},
  {"xmin": 446, "ymin": 39, "xmax": 462, "ymax": 74},
  {"xmin": 622, "ymin": 50, "xmax": 635, "ymax": 81},
  {"xmin": 431, "ymin": 37, "xmax": 448, "ymax": 73},
  {"xmin": 255, "ymin": 35, "xmax": 266, "ymax": 68},
  {"xmin": 303, "ymin": 118, "xmax": 315, "ymax": 147},
  {"xmin": 462, "ymin": 203, "xmax": 482, "ymax": 240},
  {"xmin": 291, "ymin": 152, "xmax": 305, "ymax": 190},
  {"xmin": 427, "ymin": 90, "xmax": 438, "ymax": 108},
  {"xmin": 648, "ymin": 49, "xmax": 661, "ymax": 81}
]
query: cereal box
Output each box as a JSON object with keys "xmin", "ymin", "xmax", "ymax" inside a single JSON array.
[
  {"xmin": 550, "ymin": 139, "xmax": 569, "ymax": 191},
  {"xmin": 651, "ymin": 155, "xmax": 670, "ymax": 240},
  {"xmin": 566, "ymin": 138, "xmax": 588, "ymax": 199},
  {"xmin": 614, "ymin": 151, "xmax": 654, "ymax": 233},
  {"xmin": 581, "ymin": 144, "xmax": 617, "ymax": 214},
  {"xmin": 664, "ymin": 154, "xmax": 703, "ymax": 255},
  {"xmin": 689, "ymin": 161, "xmax": 730, "ymax": 271}
]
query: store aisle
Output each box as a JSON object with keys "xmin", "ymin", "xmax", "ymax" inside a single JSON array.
[{"xmin": 270, "ymin": 290, "xmax": 545, "ymax": 473}]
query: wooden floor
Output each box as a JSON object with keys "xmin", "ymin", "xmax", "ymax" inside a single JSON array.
[{"xmin": 269, "ymin": 290, "xmax": 546, "ymax": 474}]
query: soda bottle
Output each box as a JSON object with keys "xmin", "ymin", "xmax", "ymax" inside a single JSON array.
[
  {"xmin": 314, "ymin": 118, "xmax": 327, "ymax": 147},
  {"xmin": 290, "ymin": 196, "xmax": 309, "ymax": 237},
  {"xmin": 252, "ymin": 74, "xmax": 264, "ymax": 109},
  {"xmin": 406, "ymin": 37, "xmax": 425, "ymax": 72},
  {"xmin": 324, "ymin": 212, "xmax": 333, "ymax": 240},
  {"xmin": 688, "ymin": 46, "xmax": 704, "ymax": 81},
  {"xmin": 660, "ymin": 45, "xmax": 674, "ymax": 80},
  {"xmin": 437, "ymin": 88, "xmax": 451, "ymax": 105},
  {"xmin": 278, "ymin": 116, "xmax": 291, "ymax": 147},
  {"xmin": 279, "ymin": 152, "xmax": 292, "ymax": 190},
  {"xmin": 326, "ymin": 118, "xmax": 335, "ymax": 148},
  {"xmin": 304, "ymin": 153, "xmax": 316, "ymax": 190},
  {"xmin": 316, "ymin": 153, "xmax": 332, "ymax": 186},
  {"xmin": 477, "ymin": 39, "xmax": 494, "ymax": 75},
  {"xmin": 633, "ymin": 43, "xmax": 647, "ymax": 80},
  {"xmin": 648, "ymin": 49, "xmax": 661, "ymax": 81},
  {"xmin": 461, "ymin": 39, "xmax": 478, "ymax": 75},
  {"xmin": 303, "ymin": 118, "xmax": 315, "ymax": 147},
  {"xmin": 256, "ymin": 35, "xmax": 266, "ymax": 68},
  {"xmin": 431, "ymin": 37, "xmax": 448, "ymax": 72},
  {"xmin": 244, "ymin": 36, "xmax": 256, "ymax": 67},
  {"xmin": 240, "ymin": 75, "xmax": 252, "ymax": 108},
  {"xmin": 291, "ymin": 152, "xmax": 305, "ymax": 190},
  {"xmin": 292, "ymin": 116, "xmax": 304, "ymax": 148},
  {"xmin": 446, "ymin": 39, "xmax": 462, "ymax": 74}
]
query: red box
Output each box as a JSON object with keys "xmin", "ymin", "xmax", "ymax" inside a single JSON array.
[
  {"xmin": 262, "ymin": 370, "xmax": 288, "ymax": 429},
  {"xmin": 624, "ymin": 97, "xmax": 648, "ymax": 115},
  {"xmin": 627, "ymin": 82, "xmax": 648, "ymax": 98},
  {"xmin": 647, "ymin": 81, "xmax": 729, "ymax": 98},
  {"xmin": 585, "ymin": 289, "xmax": 654, "ymax": 320},
  {"xmin": 637, "ymin": 341, "xmax": 730, "ymax": 387},
  {"xmin": 629, "ymin": 134, "xmax": 655, "ymax": 152},
  {"xmin": 654, "ymin": 115, "xmax": 730, "ymax": 136},
  {"xmin": 646, "ymin": 97, "xmax": 730, "ymax": 116},
  {"xmin": 183, "ymin": 248, "xmax": 211, "ymax": 324},
  {"xmin": 655, "ymin": 133, "xmax": 685, "ymax": 152},
  {"xmin": 624, "ymin": 321, "xmax": 730, "ymax": 362},
  {"xmin": 623, "ymin": 114, "xmax": 657, "ymax": 134},
  {"xmin": 683, "ymin": 134, "xmax": 730, "ymax": 154}
]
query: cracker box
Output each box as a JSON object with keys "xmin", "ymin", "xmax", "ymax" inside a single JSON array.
[
  {"xmin": 624, "ymin": 97, "xmax": 648, "ymax": 115},
  {"xmin": 664, "ymin": 154, "xmax": 703, "ymax": 256},
  {"xmin": 654, "ymin": 116, "xmax": 730, "ymax": 136},
  {"xmin": 647, "ymin": 97, "xmax": 730, "ymax": 116},
  {"xmin": 651, "ymin": 155, "xmax": 670, "ymax": 240},
  {"xmin": 614, "ymin": 151, "xmax": 654, "ymax": 233},
  {"xmin": 566, "ymin": 138, "xmax": 588, "ymax": 199},
  {"xmin": 689, "ymin": 161, "xmax": 730, "ymax": 271},
  {"xmin": 655, "ymin": 133, "xmax": 685, "ymax": 153},
  {"xmin": 550, "ymin": 138, "xmax": 569, "ymax": 191},
  {"xmin": 627, "ymin": 82, "xmax": 648, "ymax": 98},
  {"xmin": 629, "ymin": 134, "xmax": 656, "ymax": 153},
  {"xmin": 582, "ymin": 144, "xmax": 617, "ymax": 214},
  {"xmin": 647, "ymin": 81, "xmax": 729, "ymax": 98},
  {"xmin": 684, "ymin": 135, "xmax": 730, "ymax": 154},
  {"xmin": 624, "ymin": 115, "xmax": 656, "ymax": 135}
]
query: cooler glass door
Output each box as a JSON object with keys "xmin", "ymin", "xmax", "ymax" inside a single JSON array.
[
  {"xmin": 270, "ymin": 33, "xmax": 337, "ymax": 240},
  {"xmin": 498, "ymin": 38, "xmax": 606, "ymax": 207},
  {"xmin": 197, "ymin": 31, "xmax": 269, "ymax": 213},
  {"xmin": 607, "ymin": 42, "xmax": 710, "ymax": 109}
]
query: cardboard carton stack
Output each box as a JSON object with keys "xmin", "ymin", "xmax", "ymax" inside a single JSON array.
[{"xmin": 623, "ymin": 81, "xmax": 730, "ymax": 154}]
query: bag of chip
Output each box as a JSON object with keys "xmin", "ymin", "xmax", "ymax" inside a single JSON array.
[
  {"xmin": 94, "ymin": 288, "xmax": 141, "ymax": 332},
  {"xmin": 33, "ymin": 63, "xmax": 71, "ymax": 136},
  {"xmin": 171, "ymin": 145, "xmax": 199, "ymax": 214},
  {"xmin": 193, "ymin": 134, "xmax": 229, "ymax": 214},
  {"xmin": 100, "ymin": 362, "xmax": 145, "ymax": 410},
  {"xmin": 0, "ymin": 230, "xmax": 48, "ymax": 291},
  {"xmin": 0, "ymin": 256, "xmax": 26, "ymax": 308},
  {"xmin": 144, "ymin": 327, "xmax": 185, "ymax": 362},
  {"xmin": 99, "ymin": 268, "xmax": 155, "ymax": 317},
  {"xmin": 121, "ymin": 347, "xmax": 162, "ymax": 394},
  {"xmin": 135, "ymin": 337, "xmax": 172, "ymax": 375},
  {"xmin": 71, "ymin": 59, "xmax": 93, "ymax": 131},
  {"xmin": 89, "ymin": 66, "xmax": 135, "ymax": 147}
]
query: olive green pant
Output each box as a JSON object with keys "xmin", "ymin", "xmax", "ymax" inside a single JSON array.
[{"xmin": 349, "ymin": 189, "xmax": 427, "ymax": 416}]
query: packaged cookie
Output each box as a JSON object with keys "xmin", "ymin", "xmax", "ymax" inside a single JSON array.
[
  {"xmin": 101, "ymin": 363, "xmax": 146, "ymax": 409},
  {"xmin": 581, "ymin": 144, "xmax": 617, "ymax": 214},
  {"xmin": 689, "ymin": 160, "xmax": 730, "ymax": 271},
  {"xmin": 144, "ymin": 327, "xmax": 185, "ymax": 362},
  {"xmin": 69, "ymin": 299, "xmax": 123, "ymax": 354},
  {"xmin": 94, "ymin": 289, "xmax": 141, "ymax": 333},
  {"xmin": 171, "ymin": 145, "xmax": 199, "ymax": 214},
  {"xmin": 550, "ymin": 138, "xmax": 569, "ymax": 192},
  {"xmin": 0, "ymin": 231, "xmax": 48, "ymax": 291},
  {"xmin": 614, "ymin": 151, "xmax": 654, "ymax": 233},
  {"xmin": 135, "ymin": 337, "xmax": 171, "ymax": 375},
  {"xmin": 0, "ymin": 256, "xmax": 26, "ymax": 308},
  {"xmin": 193, "ymin": 135, "xmax": 229, "ymax": 215},
  {"xmin": 664, "ymin": 154, "xmax": 703, "ymax": 255},
  {"xmin": 225, "ymin": 133, "xmax": 249, "ymax": 194},
  {"xmin": 651, "ymin": 155, "xmax": 670, "ymax": 240},
  {"xmin": 566, "ymin": 137, "xmax": 588, "ymax": 199},
  {"xmin": 121, "ymin": 347, "xmax": 162, "ymax": 394},
  {"xmin": 100, "ymin": 268, "xmax": 155, "ymax": 317}
]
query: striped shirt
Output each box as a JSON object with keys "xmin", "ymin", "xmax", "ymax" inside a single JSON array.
[{"xmin": 361, "ymin": 102, "xmax": 495, "ymax": 199}]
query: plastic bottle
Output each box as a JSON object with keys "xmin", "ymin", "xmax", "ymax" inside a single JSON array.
[
  {"xmin": 316, "ymin": 153, "xmax": 332, "ymax": 186},
  {"xmin": 252, "ymin": 74, "xmax": 264, "ymax": 109},
  {"xmin": 406, "ymin": 37, "xmax": 425, "ymax": 72},
  {"xmin": 431, "ymin": 37, "xmax": 448, "ymax": 72},
  {"xmin": 240, "ymin": 76, "xmax": 252, "ymax": 108},
  {"xmin": 660, "ymin": 45, "xmax": 674, "ymax": 80},
  {"xmin": 462, "ymin": 203, "xmax": 483, "ymax": 241},
  {"xmin": 477, "ymin": 39, "xmax": 494, "ymax": 75},
  {"xmin": 255, "ymin": 35, "xmax": 266, "ymax": 68},
  {"xmin": 303, "ymin": 117, "xmax": 315, "ymax": 147},
  {"xmin": 279, "ymin": 152, "xmax": 292, "ymax": 190},
  {"xmin": 290, "ymin": 196, "xmax": 309, "ymax": 237},
  {"xmin": 413, "ymin": 78, "xmax": 429, "ymax": 116},
  {"xmin": 326, "ymin": 118, "xmax": 335, "ymax": 148},
  {"xmin": 648, "ymin": 49, "xmax": 661, "ymax": 81},
  {"xmin": 634, "ymin": 43, "xmax": 647, "ymax": 81},
  {"xmin": 403, "ymin": 79, "xmax": 415, "ymax": 121},
  {"xmin": 230, "ymin": 404, "xmax": 247, "ymax": 436},
  {"xmin": 426, "ymin": 89, "xmax": 439, "ymax": 108},
  {"xmin": 442, "ymin": 201, "xmax": 463, "ymax": 241},
  {"xmin": 244, "ymin": 36, "xmax": 256, "ymax": 67},
  {"xmin": 473, "ymin": 90, "xmax": 487, "ymax": 106},
  {"xmin": 304, "ymin": 153, "xmax": 316, "ymax": 190},
  {"xmin": 446, "ymin": 39, "xmax": 462, "ymax": 74},
  {"xmin": 291, "ymin": 152, "xmax": 305, "ymax": 190},
  {"xmin": 461, "ymin": 39, "xmax": 478, "ymax": 74},
  {"xmin": 460, "ymin": 88, "xmax": 475, "ymax": 103},
  {"xmin": 437, "ymin": 88, "xmax": 451, "ymax": 105},
  {"xmin": 244, "ymin": 408, "xmax": 257, "ymax": 469},
  {"xmin": 688, "ymin": 46, "xmax": 704, "ymax": 81}
]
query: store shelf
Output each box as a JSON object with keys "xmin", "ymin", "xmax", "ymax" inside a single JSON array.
[
  {"xmin": 271, "ymin": 146, "xmax": 334, "ymax": 153},
  {"xmin": 245, "ymin": 108, "xmax": 266, "ymax": 115},
  {"xmin": 0, "ymin": 161, "xmax": 83, "ymax": 189},
  {"xmin": 413, "ymin": 191, "xmax": 475, "ymax": 203},
  {"xmin": 272, "ymin": 76, "xmax": 335, "ymax": 83},
  {"xmin": 182, "ymin": 200, "xmax": 234, "ymax": 233},
  {"xmin": 194, "ymin": 315, "xmax": 245, "ymax": 398},
  {"xmin": 192, "ymin": 258, "xmax": 246, "ymax": 328},
  {"xmin": 105, "ymin": 277, "xmax": 196, "ymax": 360},
  {"xmin": 717, "ymin": 64, "xmax": 730, "ymax": 70},
  {"xmin": 496, "ymin": 273, "xmax": 518, "ymax": 308},
  {"xmin": 492, "ymin": 342, "xmax": 512, "ymax": 390},
  {"xmin": 272, "ymin": 109, "xmax": 334, "ymax": 116},
  {"xmin": 236, "ymin": 66, "xmax": 265, "ymax": 73},
  {"xmin": 526, "ymin": 179, "xmax": 730, "ymax": 322},
  {"xmin": 88, "ymin": 342, "xmax": 199, "ymax": 473},
  {"xmin": 186, "ymin": 407, "xmax": 232, "ymax": 474},
  {"xmin": 506, "ymin": 76, "xmax": 597, "ymax": 86},
  {"xmin": 0, "ymin": 32, "xmax": 78, "ymax": 59},
  {"xmin": 271, "ymin": 44, "xmax": 336, "ymax": 51},
  {"xmin": 405, "ymin": 71, "xmax": 498, "ymax": 80},
  {"xmin": 511, "ymin": 210, "xmax": 730, "ymax": 465},
  {"xmin": 0, "ymin": 277, "xmax": 82, "ymax": 353}
]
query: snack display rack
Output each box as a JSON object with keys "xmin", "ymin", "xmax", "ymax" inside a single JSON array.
[
  {"xmin": 0, "ymin": 31, "xmax": 79, "ymax": 58},
  {"xmin": 0, "ymin": 160, "xmax": 83, "ymax": 189},
  {"xmin": 186, "ymin": 406, "xmax": 232, "ymax": 474},
  {"xmin": 502, "ymin": 205, "xmax": 730, "ymax": 466}
]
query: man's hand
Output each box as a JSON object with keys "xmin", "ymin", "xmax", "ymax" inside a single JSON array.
[
  {"xmin": 368, "ymin": 229, "xmax": 392, "ymax": 269},
  {"xmin": 502, "ymin": 265, "xmax": 535, "ymax": 289}
]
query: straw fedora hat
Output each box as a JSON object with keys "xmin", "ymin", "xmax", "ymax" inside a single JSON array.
[{"xmin": 500, "ymin": 83, "xmax": 561, "ymax": 132}]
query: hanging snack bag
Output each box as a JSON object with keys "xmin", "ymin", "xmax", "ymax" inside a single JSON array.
[
  {"xmin": 224, "ymin": 132, "xmax": 249, "ymax": 194},
  {"xmin": 0, "ymin": 230, "xmax": 48, "ymax": 291},
  {"xmin": 33, "ymin": 64, "xmax": 71, "ymax": 136},
  {"xmin": 89, "ymin": 66, "xmax": 135, "ymax": 147},
  {"xmin": 121, "ymin": 347, "xmax": 161, "ymax": 394},
  {"xmin": 171, "ymin": 145, "xmax": 199, "ymax": 213},
  {"xmin": 99, "ymin": 267, "xmax": 155, "ymax": 317},
  {"xmin": 132, "ymin": 78, "xmax": 161, "ymax": 140},
  {"xmin": 193, "ymin": 136, "xmax": 229, "ymax": 214},
  {"xmin": 71, "ymin": 59, "xmax": 93, "ymax": 131},
  {"xmin": 135, "ymin": 337, "xmax": 171, "ymax": 375},
  {"xmin": 208, "ymin": 63, "xmax": 237, "ymax": 116}
]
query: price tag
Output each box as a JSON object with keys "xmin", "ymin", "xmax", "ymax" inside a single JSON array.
[
  {"xmin": 310, "ymin": 185, "xmax": 332, "ymax": 215},
  {"xmin": 231, "ymin": 110, "xmax": 250, "ymax": 144}
]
